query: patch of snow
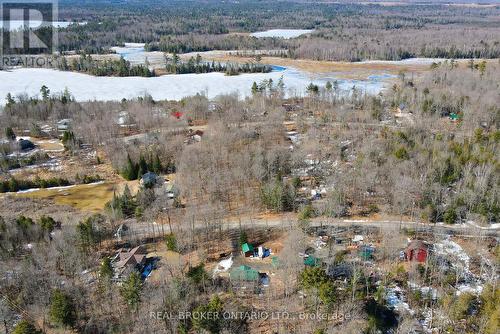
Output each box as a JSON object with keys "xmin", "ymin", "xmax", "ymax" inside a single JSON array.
[
  {"xmin": 456, "ymin": 283, "xmax": 483, "ymax": 295},
  {"xmin": 385, "ymin": 286, "xmax": 414, "ymax": 315},
  {"xmin": 0, "ymin": 20, "xmax": 84, "ymax": 31},
  {"xmin": 408, "ymin": 282, "xmax": 438, "ymax": 300},
  {"xmin": 352, "ymin": 235, "xmax": 364, "ymax": 243},
  {"xmin": 466, "ymin": 220, "xmax": 500, "ymax": 230},
  {"xmin": 433, "ymin": 238, "xmax": 470, "ymax": 272},
  {"xmin": 9, "ymin": 158, "xmax": 61, "ymax": 174},
  {"xmin": 358, "ymin": 58, "xmax": 450, "ymax": 65},
  {"xmin": 11, "ymin": 181, "xmax": 104, "ymax": 194},
  {"xmin": 251, "ymin": 29, "xmax": 314, "ymax": 39},
  {"xmin": 213, "ymin": 255, "xmax": 233, "ymax": 277},
  {"xmin": 16, "ymin": 188, "xmax": 41, "ymax": 193}
]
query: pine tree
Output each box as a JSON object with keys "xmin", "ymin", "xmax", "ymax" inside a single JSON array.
[
  {"xmin": 251, "ymin": 81, "xmax": 259, "ymax": 94},
  {"xmin": 49, "ymin": 289, "xmax": 76, "ymax": 327},
  {"xmin": 99, "ymin": 257, "xmax": 113, "ymax": 280},
  {"xmin": 5, "ymin": 127, "xmax": 16, "ymax": 140},
  {"xmin": 40, "ymin": 85, "xmax": 50, "ymax": 100},
  {"xmin": 153, "ymin": 154, "xmax": 162, "ymax": 173},
  {"xmin": 5, "ymin": 93, "xmax": 15, "ymax": 107},
  {"xmin": 121, "ymin": 272, "xmax": 142, "ymax": 310},
  {"xmin": 122, "ymin": 154, "xmax": 138, "ymax": 180},
  {"xmin": 138, "ymin": 154, "xmax": 148, "ymax": 178},
  {"xmin": 325, "ymin": 81, "xmax": 333, "ymax": 91}
]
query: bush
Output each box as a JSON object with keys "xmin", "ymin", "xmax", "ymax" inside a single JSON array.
[
  {"xmin": 186, "ymin": 263, "xmax": 209, "ymax": 286},
  {"xmin": 444, "ymin": 207, "xmax": 458, "ymax": 224},
  {"xmin": 13, "ymin": 320, "xmax": 42, "ymax": 334},
  {"xmin": 298, "ymin": 204, "xmax": 315, "ymax": 222},
  {"xmin": 393, "ymin": 146, "xmax": 409, "ymax": 160},
  {"xmin": 165, "ymin": 233, "xmax": 177, "ymax": 251}
]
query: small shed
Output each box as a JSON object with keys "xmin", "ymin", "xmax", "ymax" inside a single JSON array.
[
  {"xmin": 405, "ymin": 240, "xmax": 428, "ymax": 263},
  {"xmin": 230, "ymin": 265, "xmax": 259, "ymax": 282},
  {"xmin": 241, "ymin": 243, "xmax": 254, "ymax": 257}
]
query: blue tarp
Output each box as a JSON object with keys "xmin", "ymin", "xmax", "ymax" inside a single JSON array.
[{"xmin": 141, "ymin": 263, "xmax": 153, "ymax": 279}]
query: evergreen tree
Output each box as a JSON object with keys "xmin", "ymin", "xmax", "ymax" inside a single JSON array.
[
  {"xmin": 76, "ymin": 214, "xmax": 103, "ymax": 251},
  {"xmin": 40, "ymin": 85, "xmax": 50, "ymax": 100},
  {"xmin": 99, "ymin": 257, "xmax": 113, "ymax": 280},
  {"xmin": 238, "ymin": 230, "xmax": 248, "ymax": 248},
  {"xmin": 5, "ymin": 93, "xmax": 15, "ymax": 107},
  {"xmin": 138, "ymin": 154, "xmax": 148, "ymax": 178},
  {"xmin": 306, "ymin": 82, "xmax": 319, "ymax": 95},
  {"xmin": 5, "ymin": 127, "xmax": 16, "ymax": 140},
  {"xmin": 49, "ymin": 289, "xmax": 76, "ymax": 327},
  {"xmin": 39, "ymin": 215, "xmax": 56, "ymax": 233},
  {"xmin": 325, "ymin": 81, "xmax": 333, "ymax": 91},
  {"xmin": 193, "ymin": 296, "xmax": 224, "ymax": 334},
  {"xmin": 153, "ymin": 154, "xmax": 162, "ymax": 173},
  {"xmin": 122, "ymin": 154, "xmax": 139, "ymax": 180},
  {"xmin": 251, "ymin": 81, "xmax": 259, "ymax": 94},
  {"xmin": 120, "ymin": 272, "xmax": 142, "ymax": 310},
  {"xmin": 61, "ymin": 87, "xmax": 72, "ymax": 104}
]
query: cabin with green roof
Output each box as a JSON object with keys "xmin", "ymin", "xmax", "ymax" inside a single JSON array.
[{"xmin": 241, "ymin": 243, "xmax": 254, "ymax": 257}]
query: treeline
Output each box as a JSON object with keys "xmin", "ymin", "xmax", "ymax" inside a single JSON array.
[
  {"xmin": 55, "ymin": 54, "xmax": 154, "ymax": 77},
  {"xmin": 5, "ymin": 86, "xmax": 74, "ymax": 110},
  {"xmin": 145, "ymin": 34, "xmax": 283, "ymax": 54},
  {"xmin": 120, "ymin": 153, "xmax": 175, "ymax": 181},
  {"xmin": 0, "ymin": 174, "xmax": 102, "ymax": 193},
  {"xmin": 0, "ymin": 177, "xmax": 70, "ymax": 193},
  {"xmin": 165, "ymin": 54, "xmax": 272, "ymax": 75}
]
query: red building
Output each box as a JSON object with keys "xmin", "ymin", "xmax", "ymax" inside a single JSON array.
[{"xmin": 405, "ymin": 240, "xmax": 428, "ymax": 263}]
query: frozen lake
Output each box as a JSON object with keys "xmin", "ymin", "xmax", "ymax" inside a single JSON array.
[
  {"xmin": 0, "ymin": 66, "xmax": 392, "ymax": 104},
  {"xmin": 250, "ymin": 29, "xmax": 314, "ymax": 39},
  {"xmin": 110, "ymin": 43, "xmax": 165, "ymax": 65},
  {"xmin": 0, "ymin": 20, "xmax": 83, "ymax": 31}
]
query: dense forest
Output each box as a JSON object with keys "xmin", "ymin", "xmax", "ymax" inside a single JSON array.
[
  {"xmin": 164, "ymin": 54, "xmax": 272, "ymax": 75},
  {"xmin": 51, "ymin": 0, "xmax": 500, "ymax": 61}
]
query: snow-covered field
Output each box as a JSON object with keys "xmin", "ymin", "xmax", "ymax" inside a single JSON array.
[
  {"xmin": 358, "ymin": 58, "xmax": 450, "ymax": 65},
  {"xmin": 250, "ymin": 29, "xmax": 314, "ymax": 39},
  {"xmin": 0, "ymin": 67, "xmax": 391, "ymax": 104}
]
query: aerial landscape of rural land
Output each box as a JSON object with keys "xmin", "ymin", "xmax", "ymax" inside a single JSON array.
[{"xmin": 0, "ymin": 0, "xmax": 499, "ymax": 333}]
